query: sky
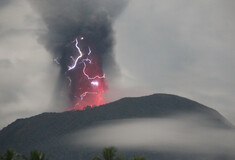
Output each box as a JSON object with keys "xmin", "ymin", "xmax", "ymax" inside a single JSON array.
[{"xmin": 0, "ymin": 0, "xmax": 235, "ymax": 129}]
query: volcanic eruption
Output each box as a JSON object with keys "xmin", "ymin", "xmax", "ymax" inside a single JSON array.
[
  {"xmin": 55, "ymin": 36, "xmax": 107, "ymax": 110},
  {"xmin": 29, "ymin": 0, "xmax": 128, "ymax": 110}
]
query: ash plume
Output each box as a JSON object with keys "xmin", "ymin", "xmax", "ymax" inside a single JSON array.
[{"xmin": 28, "ymin": 0, "xmax": 128, "ymax": 108}]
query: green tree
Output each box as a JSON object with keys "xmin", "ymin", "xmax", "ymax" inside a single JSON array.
[
  {"xmin": 132, "ymin": 156, "xmax": 146, "ymax": 160},
  {"xmin": 0, "ymin": 149, "xmax": 20, "ymax": 160},
  {"xmin": 22, "ymin": 150, "xmax": 49, "ymax": 160},
  {"xmin": 93, "ymin": 147, "xmax": 125, "ymax": 160}
]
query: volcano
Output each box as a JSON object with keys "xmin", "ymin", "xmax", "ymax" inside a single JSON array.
[{"xmin": 0, "ymin": 93, "xmax": 234, "ymax": 160}]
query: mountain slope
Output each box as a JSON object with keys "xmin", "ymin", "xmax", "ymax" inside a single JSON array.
[{"xmin": 0, "ymin": 93, "xmax": 234, "ymax": 160}]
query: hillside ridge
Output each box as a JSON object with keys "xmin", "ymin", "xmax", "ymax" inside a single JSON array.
[{"xmin": 0, "ymin": 93, "xmax": 234, "ymax": 160}]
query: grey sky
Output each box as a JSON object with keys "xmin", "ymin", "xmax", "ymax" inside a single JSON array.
[
  {"xmin": 0, "ymin": 0, "xmax": 61, "ymax": 129},
  {"xmin": 0, "ymin": 0, "xmax": 235, "ymax": 129},
  {"xmin": 108, "ymin": 0, "xmax": 235, "ymax": 124}
]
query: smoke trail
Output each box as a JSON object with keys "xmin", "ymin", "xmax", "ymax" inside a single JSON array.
[{"xmin": 29, "ymin": 0, "xmax": 128, "ymax": 109}]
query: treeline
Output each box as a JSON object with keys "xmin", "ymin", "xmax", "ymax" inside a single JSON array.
[
  {"xmin": 0, "ymin": 147, "xmax": 146, "ymax": 160},
  {"xmin": 93, "ymin": 147, "xmax": 146, "ymax": 160},
  {"xmin": 0, "ymin": 149, "xmax": 49, "ymax": 160}
]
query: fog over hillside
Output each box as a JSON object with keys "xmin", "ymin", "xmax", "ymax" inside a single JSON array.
[
  {"xmin": 0, "ymin": 94, "xmax": 234, "ymax": 160},
  {"xmin": 70, "ymin": 116, "xmax": 235, "ymax": 156}
]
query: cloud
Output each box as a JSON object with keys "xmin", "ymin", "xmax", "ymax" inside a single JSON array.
[
  {"xmin": 111, "ymin": 0, "xmax": 235, "ymax": 124},
  {"xmin": 0, "ymin": 0, "xmax": 129, "ymax": 129},
  {"xmin": 68, "ymin": 117, "xmax": 235, "ymax": 156},
  {"xmin": 28, "ymin": 0, "xmax": 129, "ymax": 106},
  {"xmin": 0, "ymin": 0, "xmax": 234, "ymax": 131},
  {"xmin": 0, "ymin": 0, "xmax": 61, "ymax": 129},
  {"xmin": 0, "ymin": 0, "xmax": 13, "ymax": 9}
]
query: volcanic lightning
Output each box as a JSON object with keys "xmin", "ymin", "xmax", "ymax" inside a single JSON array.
[
  {"xmin": 55, "ymin": 36, "xmax": 107, "ymax": 110},
  {"xmin": 68, "ymin": 38, "xmax": 83, "ymax": 71},
  {"xmin": 32, "ymin": 0, "xmax": 128, "ymax": 111},
  {"xmin": 82, "ymin": 59, "xmax": 106, "ymax": 80},
  {"xmin": 91, "ymin": 81, "xmax": 99, "ymax": 86}
]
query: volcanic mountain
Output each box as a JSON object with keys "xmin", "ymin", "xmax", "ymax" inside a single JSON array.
[{"xmin": 0, "ymin": 94, "xmax": 234, "ymax": 160}]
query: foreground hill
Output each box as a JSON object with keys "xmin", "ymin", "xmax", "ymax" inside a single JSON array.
[{"xmin": 0, "ymin": 93, "xmax": 234, "ymax": 160}]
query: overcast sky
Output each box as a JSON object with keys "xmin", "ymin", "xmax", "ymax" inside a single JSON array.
[
  {"xmin": 0, "ymin": 0, "xmax": 235, "ymax": 129},
  {"xmin": 109, "ymin": 0, "xmax": 235, "ymax": 124}
]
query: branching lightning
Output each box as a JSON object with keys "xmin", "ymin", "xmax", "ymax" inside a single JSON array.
[
  {"xmin": 54, "ymin": 36, "xmax": 106, "ymax": 110},
  {"xmin": 68, "ymin": 38, "xmax": 83, "ymax": 71},
  {"xmin": 82, "ymin": 59, "xmax": 106, "ymax": 80}
]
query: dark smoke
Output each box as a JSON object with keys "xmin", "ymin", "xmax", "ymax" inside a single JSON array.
[{"xmin": 28, "ymin": 0, "xmax": 128, "ymax": 107}]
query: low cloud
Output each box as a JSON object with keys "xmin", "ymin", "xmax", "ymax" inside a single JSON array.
[{"xmin": 68, "ymin": 116, "xmax": 235, "ymax": 156}]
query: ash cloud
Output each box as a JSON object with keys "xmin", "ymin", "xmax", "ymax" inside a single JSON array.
[{"xmin": 28, "ymin": 0, "xmax": 128, "ymax": 104}]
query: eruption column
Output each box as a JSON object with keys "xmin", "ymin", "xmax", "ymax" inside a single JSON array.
[
  {"xmin": 57, "ymin": 37, "xmax": 107, "ymax": 110},
  {"xmin": 29, "ymin": 0, "xmax": 128, "ymax": 111}
]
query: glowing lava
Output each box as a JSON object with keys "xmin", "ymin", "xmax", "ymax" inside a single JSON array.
[{"xmin": 56, "ymin": 36, "xmax": 107, "ymax": 110}]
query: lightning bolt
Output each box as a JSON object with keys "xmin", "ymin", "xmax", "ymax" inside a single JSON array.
[
  {"xmin": 54, "ymin": 57, "xmax": 60, "ymax": 65},
  {"xmin": 68, "ymin": 38, "xmax": 83, "ymax": 71},
  {"xmin": 82, "ymin": 59, "xmax": 106, "ymax": 80},
  {"xmin": 88, "ymin": 47, "xmax": 91, "ymax": 55},
  {"xmin": 91, "ymin": 81, "xmax": 99, "ymax": 86},
  {"xmin": 67, "ymin": 77, "xmax": 72, "ymax": 86},
  {"xmin": 80, "ymin": 92, "xmax": 97, "ymax": 100},
  {"xmin": 59, "ymin": 36, "xmax": 106, "ymax": 110}
]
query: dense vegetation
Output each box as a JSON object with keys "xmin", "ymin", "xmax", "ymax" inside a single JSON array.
[
  {"xmin": 93, "ymin": 147, "xmax": 146, "ymax": 160},
  {"xmin": 0, "ymin": 149, "xmax": 49, "ymax": 160},
  {"xmin": 0, "ymin": 147, "xmax": 146, "ymax": 160}
]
